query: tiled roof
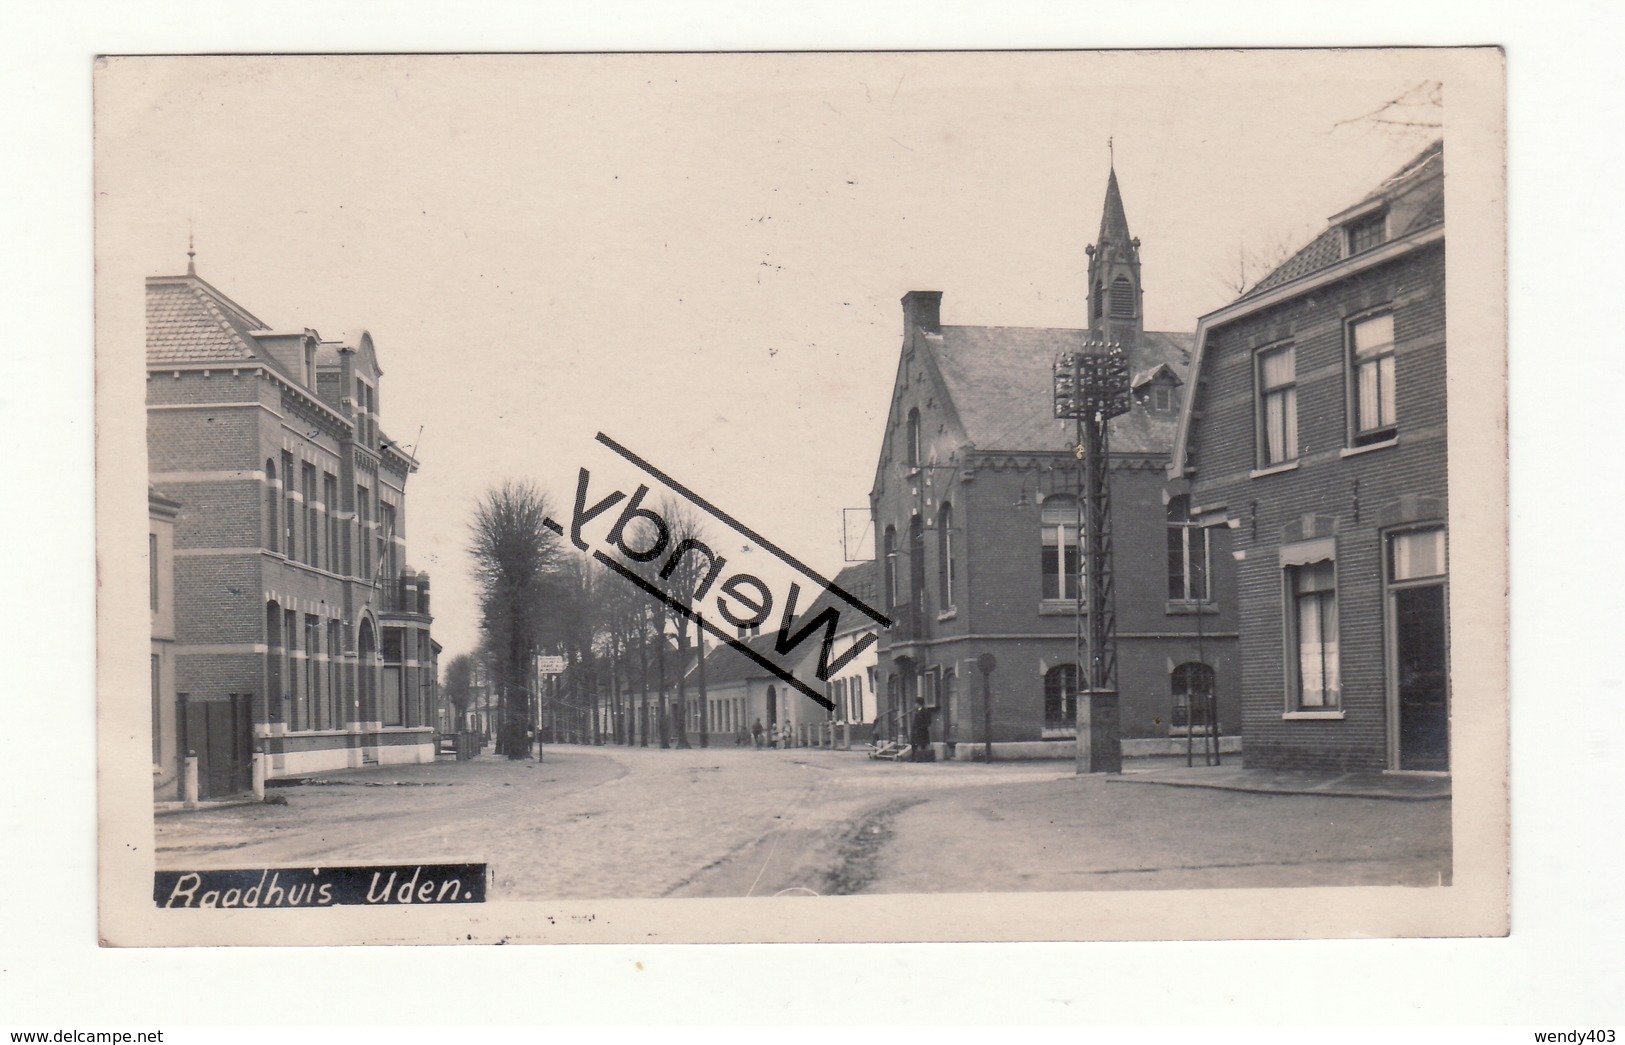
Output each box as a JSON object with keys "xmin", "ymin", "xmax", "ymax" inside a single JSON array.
[
  {"xmin": 928, "ymin": 327, "xmax": 1194, "ymax": 455},
  {"xmin": 1244, "ymin": 140, "xmax": 1445, "ymax": 299},
  {"xmin": 696, "ymin": 632, "xmax": 786, "ymax": 687},
  {"xmin": 146, "ymin": 278, "xmax": 268, "ymax": 366}
]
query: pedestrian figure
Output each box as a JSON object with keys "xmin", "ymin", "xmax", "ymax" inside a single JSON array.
[
  {"xmin": 910, "ymin": 697, "xmax": 936, "ymax": 762},
  {"xmin": 751, "ymin": 717, "xmax": 764, "ymax": 749}
]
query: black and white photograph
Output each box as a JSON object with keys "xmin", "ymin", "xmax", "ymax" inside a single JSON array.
[{"xmin": 93, "ymin": 48, "xmax": 1507, "ymax": 946}]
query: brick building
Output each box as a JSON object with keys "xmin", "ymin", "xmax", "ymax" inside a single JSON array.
[
  {"xmin": 150, "ymin": 487, "xmax": 181, "ymax": 799},
  {"xmin": 868, "ymin": 168, "xmax": 1240, "ymax": 759},
  {"xmin": 146, "ymin": 262, "xmax": 438, "ymax": 795},
  {"xmin": 1170, "ymin": 141, "xmax": 1447, "ymax": 773}
]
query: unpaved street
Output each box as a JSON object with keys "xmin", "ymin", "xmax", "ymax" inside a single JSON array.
[{"xmin": 155, "ymin": 745, "xmax": 1450, "ymax": 899}]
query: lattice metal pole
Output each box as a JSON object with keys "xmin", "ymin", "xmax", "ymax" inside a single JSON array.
[{"xmin": 1056, "ymin": 341, "xmax": 1130, "ymax": 774}]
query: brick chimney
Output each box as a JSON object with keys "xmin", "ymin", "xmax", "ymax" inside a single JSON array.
[{"xmin": 901, "ymin": 290, "xmax": 942, "ymax": 335}]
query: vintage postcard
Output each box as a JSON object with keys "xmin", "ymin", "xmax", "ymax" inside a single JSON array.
[{"xmin": 95, "ymin": 49, "xmax": 1507, "ymax": 946}]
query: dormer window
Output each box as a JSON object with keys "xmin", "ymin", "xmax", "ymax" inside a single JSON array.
[
  {"xmin": 1152, "ymin": 386, "xmax": 1172, "ymax": 412},
  {"xmin": 1345, "ymin": 210, "xmax": 1387, "ymax": 255}
]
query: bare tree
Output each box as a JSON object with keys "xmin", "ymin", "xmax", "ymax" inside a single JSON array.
[
  {"xmin": 469, "ymin": 480, "xmax": 561, "ymax": 759},
  {"xmin": 657, "ymin": 498, "xmax": 716, "ymax": 749},
  {"xmin": 443, "ymin": 653, "xmax": 475, "ymax": 732},
  {"xmin": 1210, "ymin": 231, "xmax": 1301, "ymax": 300}
]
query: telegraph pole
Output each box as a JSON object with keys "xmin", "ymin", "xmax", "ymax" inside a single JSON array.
[{"xmin": 1055, "ymin": 340, "xmax": 1129, "ymax": 774}]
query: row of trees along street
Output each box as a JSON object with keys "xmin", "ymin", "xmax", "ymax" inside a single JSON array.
[{"xmin": 450, "ymin": 480, "xmax": 724, "ymax": 759}]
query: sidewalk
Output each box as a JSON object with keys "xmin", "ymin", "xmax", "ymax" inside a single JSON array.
[{"xmin": 1108, "ymin": 756, "xmax": 1450, "ymax": 801}]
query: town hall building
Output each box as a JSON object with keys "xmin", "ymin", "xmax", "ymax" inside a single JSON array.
[{"xmin": 147, "ymin": 261, "xmax": 438, "ymax": 798}]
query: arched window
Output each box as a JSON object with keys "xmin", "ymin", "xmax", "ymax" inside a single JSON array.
[
  {"xmin": 937, "ymin": 502, "xmax": 955, "ymax": 611},
  {"xmin": 1110, "ymin": 275, "xmax": 1135, "ymax": 318},
  {"xmin": 906, "ymin": 408, "xmax": 922, "ymax": 469},
  {"xmin": 1044, "ymin": 664, "xmax": 1079, "ymax": 728},
  {"xmin": 1171, "ymin": 662, "xmax": 1216, "ymax": 727},
  {"xmin": 1166, "ymin": 495, "xmax": 1210, "ymax": 601},
  {"xmin": 883, "ymin": 525, "xmax": 898, "ymax": 609},
  {"xmin": 1040, "ymin": 494, "xmax": 1081, "ymax": 601}
]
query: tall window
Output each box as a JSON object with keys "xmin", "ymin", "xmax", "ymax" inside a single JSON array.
[
  {"xmin": 1110, "ymin": 275, "xmax": 1135, "ymax": 317},
  {"xmin": 327, "ymin": 619, "xmax": 343, "ymax": 726},
  {"xmin": 1289, "ymin": 561, "xmax": 1339, "ymax": 709},
  {"xmin": 1257, "ymin": 344, "xmax": 1298, "ymax": 466},
  {"xmin": 302, "ymin": 462, "xmax": 318, "ymax": 566},
  {"xmin": 304, "ymin": 615, "xmax": 320, "ymax": 731},
  {"xmin": 906, "ymin": 408, "xmax": 922, "ymax": 469},
  {"xmin": 1092, "ymin": 281, "xmax": 1104, "ymax": 320},
  {"xmin": 357, "ymin": 484, "xmax": 372, "ymax": 580},
  {"xmin": 908, "ymin": 517, "xmax": 926, "ymax": 618},
  {"xmin": 149, "ymin": 533, "xmax": 159, "ymax": 612},
  {"xmin": 151, "ymin": 654, "xmax": 162, "ymax": 762},
  {"xmin": 380, "ymin": 501, "xmax": 398, "ymax": 585},
  {"xmin": 1044, "ymin": 664, "xmax": 1079, "ymax": 728},
  {"xmin": 937, "ymin": 502, "xmax": 955, "ymax": 611},
  {"xmin": 1040, "ymin": 494, "xmax": 1081, "ymax": 601},
  {"xmin": 266, "ymin": 603, "xmax": 283, "ymax": 719},
  {"xmin": 323, "ymin": 473, "xmax": 339, "ymax": 573},
  {"xmin": 285, "ymin": 607, "xmax": 301, "ymax": 729},
  {"xmin": 1171, "ymin": 662, "xmax": 1215, "ymax": 727},
  {"xmin": 1350, "ymin": 313, "xmax": 1397, "ymax": 444},
  {"xmin": 265, "ymin": 459, "xmax": 279, "ymax": 552},
  {"xmin": 883, "ymin": 525, "xmax": 898, "ymax": 609},
  {"xmin": 1166, "ymin": 496, "xmax": 1210, "ymax": 602},
  {"xmin": 281, "ymin": 451, "xmax": 297, "ymax": 559}
]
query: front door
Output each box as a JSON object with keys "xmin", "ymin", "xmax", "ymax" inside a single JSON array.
[
  {"xmin": 183, "ymin": 694, "xmax": 253, "ymax": 798},
  {"xmin": 1394, "ymin": 583, "xmax": 1449, "ymax": 771}
]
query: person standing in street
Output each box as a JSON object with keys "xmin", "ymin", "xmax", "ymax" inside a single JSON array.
[
  {"xmin": 751, "ymin": 717, "xmax": 764, "ymax": 749},
  {"xmin": 909, "ymin": 697, "xmax": 936, "ymax": 762}
]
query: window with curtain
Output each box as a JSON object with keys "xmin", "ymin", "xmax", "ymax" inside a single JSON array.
[
  {"xmin": 1290, "ymin": 561, "xmax": 1339, "ymax": 709},
  {"xmin": 1040, "ymin": 494, "xmax": 1081, "ymax": 601},
  {"xmin": 1258, "ymin": 344, "xmax": 1298, "ymax": 466},
  {"xmin": 1351, "ymin": 313, "xmax": 1397, "ymax": 443}
]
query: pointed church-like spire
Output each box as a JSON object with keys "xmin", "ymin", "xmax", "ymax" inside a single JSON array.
[
  {"xmin": 1086, "ymin": 153, "xmax": 1144, "ymax": 351},
  {"xmin": 1097, "ymin": 167, "xmax": 1133, "ymax": 258}
]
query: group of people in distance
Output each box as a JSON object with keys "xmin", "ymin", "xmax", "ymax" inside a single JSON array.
[{"xmin": 732, "ymin": 698, "xmax": 939, "ymax": 762}]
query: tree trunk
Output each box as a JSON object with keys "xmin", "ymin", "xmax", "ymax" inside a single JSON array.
[
  {"xmin": 697, "ymin": 616, "xmax": 709, "ymax": 749},
  {"xmin": 638, "ymin": 618, "xmax": 650, "ymax": 747},
  {"xmin": 655, "ymin": 621, "xmax": 669, "ymax": 749},
  {"xmin": 674, "ymin": 621, "xmax": 691, "ymax": 749}
]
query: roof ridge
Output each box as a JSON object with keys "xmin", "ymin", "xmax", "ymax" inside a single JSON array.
[{"xmin": 189, "ymin": 283, "xmax": 260, "ymax": 360}]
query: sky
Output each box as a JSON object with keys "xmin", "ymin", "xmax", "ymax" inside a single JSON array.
[{"xmin": 99, "ymin": 51, "xmax": 1455, "ymax": 662}]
